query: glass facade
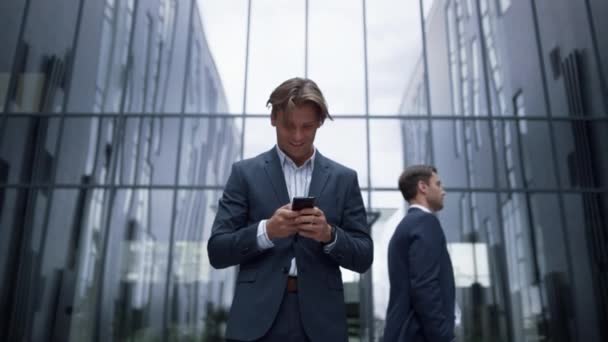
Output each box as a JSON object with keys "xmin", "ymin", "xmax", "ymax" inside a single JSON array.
[
  {"xmin": 1, "ymin": 0, "xmax": 607, "ymax": 341},
  {"xmin": 0, "ymin": 0, "xmax": 238, "ymax": 341}
]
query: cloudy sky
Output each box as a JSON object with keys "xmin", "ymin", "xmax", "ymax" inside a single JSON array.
[{"xmin": 197, "ymin": 0, "xmax": 437, "ymax": 318}]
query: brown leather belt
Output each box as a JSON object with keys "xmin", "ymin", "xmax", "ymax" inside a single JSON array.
[{"xmin": 287, "ymin": 276, "xmax": 298, "ymax": 293}]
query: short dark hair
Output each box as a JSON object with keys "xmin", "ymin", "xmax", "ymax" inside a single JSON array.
[
  {"xmin": 266, "ymin": 77, "xmax": 332, "ymax": 123},
  {"xmin": 398, "ymin": 165, "xmax": 438, "ymax": 202}
]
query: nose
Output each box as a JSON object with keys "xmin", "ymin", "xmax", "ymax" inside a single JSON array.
[{"xmin": 293, "ymin": 128, "xmax": 304, "ymax": 141}]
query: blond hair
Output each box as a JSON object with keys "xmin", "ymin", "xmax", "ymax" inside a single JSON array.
[{"xmin": 266, "ymin": 77, "xmax": 332, "ymax": 123}]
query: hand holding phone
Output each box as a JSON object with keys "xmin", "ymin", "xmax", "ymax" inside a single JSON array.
[
  {"xmin": 291, "ymin": 198, "xmax": 333, "ymax": 243},
  {"xmin": 291, "ymin": 196, "xmax": 315, "ymax": 211}
]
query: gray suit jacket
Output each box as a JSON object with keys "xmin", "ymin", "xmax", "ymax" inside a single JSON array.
[{"xmin": 207, "ymin": 148, "xmax": 373, "ymax": 341}]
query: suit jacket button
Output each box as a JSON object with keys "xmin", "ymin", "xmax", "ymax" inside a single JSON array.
[
  {"xmin": 241, "ymin": 247, "xmax": 250, "ymax": 255},
  {"xmin": 282, "ymin": 266, "xmax": 289, "ymax": 274}
]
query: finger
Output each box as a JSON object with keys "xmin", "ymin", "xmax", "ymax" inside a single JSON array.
[
  {"xmin": 297, "ymin": 222, "xmax": 325, "ymax": 232},
  {"xmin": 295, "ymin": 215, "xmax": 316, "ymax": 224},
  {"xmin": 314, "ymin": 215, "xmax": 328, "ymax": 225},
  {"xmin": 298, "ymin": 207, "xmax": 319, "ymax": 216},
  {"xmin": 298, "ymin": 208, "xmax": 314, "ymax": 215},
  {"xmin": 297, "ymin": 214, "xmax": 326, "ymax": 227},
  {"xmin": 280, "ymin": 209, "xmax": 300, "ymax": 218},
  {"xmin": 285, "ymin": 226, "xmax": 299, "ymax": 234},
  {"xmin": 298, "ymin": 230, "xmax": 317, "ymax": 240},
  {"xmin": 297, "ymin": 223, "xmax": 316, "ymax": 232}
]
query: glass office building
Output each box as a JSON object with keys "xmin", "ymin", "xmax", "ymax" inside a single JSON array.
[
  {"xmin": 1, "ymin": 0, "xmax": 239, "ymax": 340},
  {"xmin": 392, "ymin": 0, "xmax": 607, "ymax": 341},
  {"xmin": 1, "ymin": 0, "xmax": 607, "ymax": 341}
]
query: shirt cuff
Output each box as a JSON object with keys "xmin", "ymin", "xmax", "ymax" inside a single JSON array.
[
  {"xmin": 323, "ymin": 226, "xmax": 338, "ymax": 253},
  {"xmin": 257, "ymin": 220, "xmax": 274, "ymax": 250}
]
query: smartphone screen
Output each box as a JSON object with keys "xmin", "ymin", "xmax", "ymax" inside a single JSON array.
[{"xmin": 291, "ymin": 196, "xmax": 315, "ymax": 211}]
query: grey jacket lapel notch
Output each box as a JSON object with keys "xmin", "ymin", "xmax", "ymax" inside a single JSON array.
[
  {"xmin": 263, "ymin": 148, "xmax": 290, "ymax": 205},
  {"xmin": 308, "ymin": 151, "xmax": 331, "ymax": 199}
]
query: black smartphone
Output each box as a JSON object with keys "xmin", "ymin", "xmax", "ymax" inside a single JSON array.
[{"xmin": 291, "ymin": 196, "xmax": 316, "ymax": 211}]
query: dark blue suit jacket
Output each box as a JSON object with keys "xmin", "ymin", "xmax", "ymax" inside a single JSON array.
[
  {"xmin": 207, "ymin": 148, "xmax": 373, "ymax": 341},
  {"xmin": 383, "ymin": 207, "xmax": 455, "ymax": 342}
]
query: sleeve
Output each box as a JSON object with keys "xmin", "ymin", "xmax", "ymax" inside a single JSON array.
[
  {"xmin": 207, "ymin": 163, "xmax": 268, "ymax": 269},
  {"xmin": 324, "ymin": 172, "xmax": 373, "ymax": 273},
  {"xmin": 257, "ymin": 220, "xmax": 275, "ymax": 249}
]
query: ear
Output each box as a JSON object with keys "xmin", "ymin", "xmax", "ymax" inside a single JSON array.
[{"xmin": 417, "ymin": 180, "xmax": 428, "ymax": 194}]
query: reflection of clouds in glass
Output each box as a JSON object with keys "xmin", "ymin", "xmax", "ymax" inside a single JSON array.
[
  {"xmin": 308, "ymin": 0, "xmax": 366, "ymax": 115},
  {"xmin": 243, "ymin": 118, "xmax": 275, "ymax": 158},
  {"xmin": 367, "ymin": 0, "xmax": 424, "ymax": 114},
  {"xmin": 245, "ymin": 0, "xmax": 306, "ymax": 114},
  {"xmin": 447, "ymin": 242, "xmax": 491, "ymax": 287},
  {"xmin": 370, "ymin": 120, "xmax": 404, "ymax": 187},
  {"xmin": 198, "ymin": 0, "xmax": 248, "ymax": 114},
  {"xmin": 200, "ymin": 0, "xmax": 425, "ymax": 115},
  {"xmin": 370, "ymin": 193, "xmax": 405, "ymax": 319},
  {"xmin": 315, "ymin": 119, "xmax": 369, "ymax": 186}
]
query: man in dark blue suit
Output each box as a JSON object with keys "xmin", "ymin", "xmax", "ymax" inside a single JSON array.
[
  {"xmin": 383, "ymin": 165, "xmax": 455, "ymax": 342},
  {"xmin": 207, "ymin": 77, "xmax": 373, "ymax": 341}
]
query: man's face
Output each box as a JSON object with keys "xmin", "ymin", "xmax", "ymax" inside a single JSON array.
[
  {"xmin": 422, "ymin": 172, "xmax": 446, "ymax": 212},
  {"xmin": 271, "ymin": 103, "xmax": 321, "ymax": 166}
]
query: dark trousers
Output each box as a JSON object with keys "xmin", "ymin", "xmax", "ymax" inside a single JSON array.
[{"xmin": 228, "ymin": 290, "xmax": 310, "ymax": 342}]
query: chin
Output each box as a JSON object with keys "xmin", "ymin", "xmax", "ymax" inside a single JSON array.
[{"xmin": 431, "ymin": 203, "xmax": 444, "ymax": 212}]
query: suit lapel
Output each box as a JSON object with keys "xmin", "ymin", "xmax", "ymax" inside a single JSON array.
[
  {"xmin": 308, "ymin": 151, "xmax": 330, "ymax": 199},
  {"xmin": 263, "ymin": 148, "xmax": 290, "ymax": 205}
]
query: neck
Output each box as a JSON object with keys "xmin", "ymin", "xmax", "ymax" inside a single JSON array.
[
  {"xmin": 279, "ymin": 145, "xmax": 314, "ymax": 167},
  {"xmin": 409, "ymin": 199, "xmax": 431, "ymax": 211}
]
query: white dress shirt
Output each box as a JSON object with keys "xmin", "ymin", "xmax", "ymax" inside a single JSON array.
[
  {"xmin": 409, "ymin": 204, "xmax": 433, "ymax": 214},
  {"xmin": 256, "ymin": 145, "xmax": 337, "ymax": 276}
]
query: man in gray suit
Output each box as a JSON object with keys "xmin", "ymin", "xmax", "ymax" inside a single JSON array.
[{"xmin": 207, "ymin": 77, "xmax": 373, "ymax": 342}]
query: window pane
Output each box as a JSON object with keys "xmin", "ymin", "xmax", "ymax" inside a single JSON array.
[
  {"xmin": 507, "ymin": 120, "xmax": 557, "ymax": 189},
  {"xmin": 243, "ymin": 117, "xmax": 275, "ymax": 159},
  {"xmin": 315, "ymin": 118, "xmax": 369, "ymax": 187},
  {"xmin": 367, "ymin": 0, "xmax": 423, "ymax": 115},
  {"xmin": 370, "ymin": 119, "xmax": 404, "ymax": 188},
  {"xmin": 245, "ymin": 0, "xmax": 305, "ymax": 115},
  {"xmin": 54, "ymin": 117, "xmax": 104, "ymax": 184},
  {"xmin": 431, "ymin": 119, "xmax": 468, "ymax": 188},
  {"xmin": 199, "ymin": 1, "xmax": 248, "ymax": 114},
  {"xmin": 1, "ymin": 117, "xmax": 32, "ymax": 184},
  {"xmin": 179, "ymin": 117, "xmax": 241, "ymax": 186},
  {"xmin": 309, "ymin": 0, "xmax": 366, "ymax": 115},
  {"xmin": 552, "ymin": 120, "xmax": 608, "ymax": 190},
  {"xmin": 561, "ymin": 193, "xmax": 603, "ymax": 341},
  {"xmin": 0, "ymin": 188, "xmax": 17, "ymax": 316},
  {"xmin": 369, "ymin": 190, "xmax": 404, "ymax": 322}
]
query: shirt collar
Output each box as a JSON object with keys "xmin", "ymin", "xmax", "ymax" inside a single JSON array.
[
  {"xmin": 275, "ymin": 145, "xmax": 316, "ymax": 170},
  {"xmin": 409, "ymin": 204, "xmax": 433, "ymax": 214}
]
